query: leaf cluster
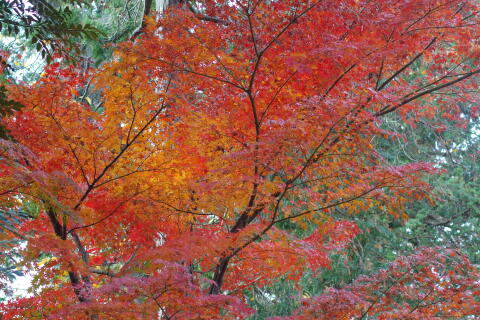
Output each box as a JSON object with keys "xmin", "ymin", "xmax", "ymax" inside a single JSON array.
[{"xmin": 0, "ymin": 0, "xmax": 102, "ymax": 63}]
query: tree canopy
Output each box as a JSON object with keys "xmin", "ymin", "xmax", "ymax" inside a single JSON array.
[{"xmin": 0, "ymin": 0, "xmax": 479, "ymax": 319}]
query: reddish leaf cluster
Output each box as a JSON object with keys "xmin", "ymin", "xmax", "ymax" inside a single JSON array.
[
  {"xmin": 0, "ymin": 0, "xmax": 479, "ymax": 318},
  {"xmin": 271, "ymin": 248, "xmax": 480, "ymax": 319}
]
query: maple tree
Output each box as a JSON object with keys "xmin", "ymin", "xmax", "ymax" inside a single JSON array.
[
  {"xmin": 0, "ymin": 0, "xmax": 480, "ymax": 318},
  {"xmin": 272, "ymin": 247, "xmax": 480, "ymax": 320}
]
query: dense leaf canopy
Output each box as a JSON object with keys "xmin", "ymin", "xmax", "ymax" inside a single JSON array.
[{"xmin": 0, "ymin": 0, "xmax": 479, "ymax": 319}]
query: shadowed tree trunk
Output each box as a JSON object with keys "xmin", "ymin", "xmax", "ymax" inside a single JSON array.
[
  {"xmin": 131, "ymin": 0, "xmax": 185, "ymax": 39},
  {"xmin": 156, "ymin": 0, "xmax": 184, "ymax": 12}
]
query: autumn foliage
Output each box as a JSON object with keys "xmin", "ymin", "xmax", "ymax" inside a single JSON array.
[
  {"xmin": 1, "ymin": 0, "xmax": 480, "ymax": 319},
  {"xmin": 272, "ymin": 248, "xmax": 480, "ymax": 319}
]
